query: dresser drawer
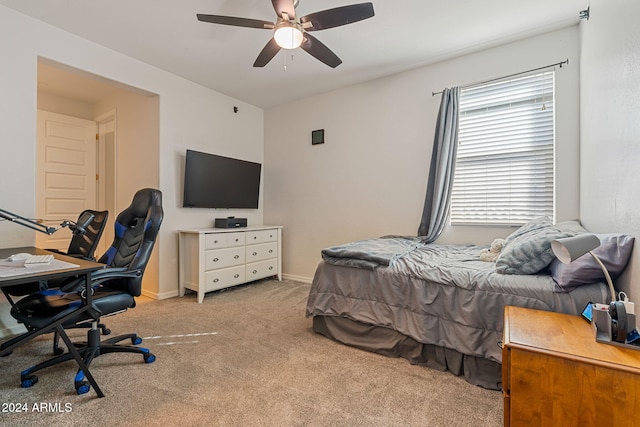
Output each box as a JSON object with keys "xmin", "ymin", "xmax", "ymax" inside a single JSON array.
[
  {"xmin": 204, "ymin": 232, "xmax": 246, "ymax": 249},
  {"xmin": 246, "ymin": 242, "xmax": 278, "ymax": 263},
  {"xmin": 205, "ymin": 247, "xmax": 245, "ymax": 270},
  {"xmin": 225, "ymin": 232, "xmax": 246, "ymax": 247},
  {"xmin": 205, "ymin": 265, "xmax": 245, "ymax": 292},
  {"xmin": 246, "ymin": 258, "xmax": 278, "ymax": 281},
  {"xmin": 245, "ymin": 228, "xmax": 278, "ymax": 245}
]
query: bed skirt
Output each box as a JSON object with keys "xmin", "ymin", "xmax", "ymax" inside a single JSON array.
[{"xmin": 312, "ymin": 315, "xmax": 503, "ymax": 391}]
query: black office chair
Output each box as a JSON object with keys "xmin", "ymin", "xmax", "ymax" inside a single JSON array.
[
  {"xmin": 59, "ymin": 209, "xmax": 109, "ymax": 261},
  {"xmin": 1, "ymin": 209, "xmax": 109, "ymax": 306},
  {"xmin": 9, "ymin": 188, "xmax": 163, "ymax": 395}
]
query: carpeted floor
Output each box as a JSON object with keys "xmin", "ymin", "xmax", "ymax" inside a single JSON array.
[{"xmin": 0, "ymin": 279, "xmax": 502, "ymax": 426}]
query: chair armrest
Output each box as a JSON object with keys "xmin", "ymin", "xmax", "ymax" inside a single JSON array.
[
  {"xmin": 89, "ymin": 268, "xmax": 142, "ymax": 285},
  {"xmin": 59, "ymin": 268, "xmax": 142, "ymax": 292}
]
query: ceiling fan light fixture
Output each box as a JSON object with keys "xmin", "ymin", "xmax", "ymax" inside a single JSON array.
[{"xmin": 274, "ymin": 22, "xmax": 303, "ymax": 49}]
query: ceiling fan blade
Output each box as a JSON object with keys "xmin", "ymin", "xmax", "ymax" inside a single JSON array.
[
  {"xmin": 197, "ymin": 14, "xmax": 273, "ymax": 29},
  {"xmin": 300, "ymin": 3, "xmax": 374, "ymax": 31},
  {"xmin": 271, "ymin": 0, "xmax": 296, "ymax": 20},
  {"xmin": 253, "ymin": 38, "xmax": 282, "ymax": 67},
  {"xmin": 301, "ymin": 33, "xmax": 342, "ymax": 68}
]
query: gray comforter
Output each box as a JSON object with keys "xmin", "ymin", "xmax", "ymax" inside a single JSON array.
[
  {"xmin": 321, "ymin": 236, "xmax": 425, "ymax": 270},
  {"xmin": 307, "ymin": 240, "xmax": 609, "ymax": 364}
]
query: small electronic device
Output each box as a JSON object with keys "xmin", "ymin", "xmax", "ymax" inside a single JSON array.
[
  {"xmin": 581, "ymin": 301, "xmax": 594, "ymax": 323},
  {"xmin": 215, "ymin": 217, "xmax": 247, "ymax": 228},
  {"xmin": 71, "ymin": 211, "xmax": 96, "ymax": 235},
  {"xmin": 609, "ymin": 301, "xmax": 628, "ymax": 343},
  {"xmin": 627, "ymin": 329, "xmax": 640, "ymax": 344},
  {"xmin": 24, "ymin": 254, "xmax": 54, "ymax": 266},
  {"xmin": 8, "ymin": 253, "xmax": 31, "ymax": 262}
]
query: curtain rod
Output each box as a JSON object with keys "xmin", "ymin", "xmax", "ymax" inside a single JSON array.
[{"xmin": 431, "ymin": 58, "xmax": 569, "ymax": 96}]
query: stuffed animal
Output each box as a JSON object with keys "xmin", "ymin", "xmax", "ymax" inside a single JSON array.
[{"xmin": 479, "ymin": 238, "xmax": 506, "ymax": 262}]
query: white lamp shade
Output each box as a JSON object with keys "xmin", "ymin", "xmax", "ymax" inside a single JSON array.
[
  {"xmin": 551, "ymin": 233, "xmax": 600, "ymax": 264},
  {"xmin": 274, "ymin": 26, "xmax": 303, "ymax": 49}
]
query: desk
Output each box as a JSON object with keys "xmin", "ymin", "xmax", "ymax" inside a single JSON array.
[{"xmin": 0, "ymin": 247, "xmax": 106, "ymax": 397}]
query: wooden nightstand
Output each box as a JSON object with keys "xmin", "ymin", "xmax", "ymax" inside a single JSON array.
[{"xmin": 502, "ymin": 306, "xmax": 640, "ymax": 427}]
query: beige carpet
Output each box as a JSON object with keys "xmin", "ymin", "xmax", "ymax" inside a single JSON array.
[{"xmin": 0, "ymin": 279, "xmax": 502, "ymax": 426}]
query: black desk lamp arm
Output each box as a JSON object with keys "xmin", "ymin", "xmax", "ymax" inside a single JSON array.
[{"xmin": 0, "ymin": 208, "xmax": 71, "ymax": 235}]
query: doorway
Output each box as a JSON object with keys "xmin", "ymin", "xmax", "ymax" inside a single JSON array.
[
  {"xmin": 36, "ymin": 58, "xmax": 158, "ymax": 256},
  {"xmin": 36, "ymin": 58, "xmax": 159, "ymax": 260}
]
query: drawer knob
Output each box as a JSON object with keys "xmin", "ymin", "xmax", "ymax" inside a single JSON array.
[
  {"xmin": 234, "ymin": 274, "xmax": 239, "ymax": 278},
  {"xmin": 268, "ymin": 249, "xmax": 273, "ymax": 254},
  {"xmin": 253, "ymin": 236, "xmax": 257, "ymax": 240},
  {"xmin": 269, "ymin": 266, "xmax": 273, "ymax": 270},
  {"xmin": 213, "ymin": 278, "xmax": 219, "ymax": 283},
  {"xmin": 252, "ymin": 269, "xmax": 257, "ymax": 274},
  {"xmin": 252, "ymin": 252, "xmax": 257, "ymax": 256},
  {"xmin": 213, "ymin": 257, "xmax": 219, "ymax": 262},
  {"xmin": 234, "ymin": 255, "xmax": 239, "ymax": 259},
  {"xmin": 214, "ymin": 240, "xmax": 218, "ymax": 244}
]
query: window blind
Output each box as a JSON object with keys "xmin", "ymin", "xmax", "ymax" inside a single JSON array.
[{"xmin": 451, "ymin": 71, "xmax": 555, "ymax": 226}]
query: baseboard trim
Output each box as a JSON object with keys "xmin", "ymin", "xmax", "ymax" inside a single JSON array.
[
  {"xmin": 282, "ymin": 273, "xmax": 313, "ymax": 284},
  {"xmin": 141, "ymin": 289, "xmax": 179, "ymax": 301}
]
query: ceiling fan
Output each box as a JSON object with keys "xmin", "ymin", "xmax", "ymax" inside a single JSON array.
[{"xmin": 197, "ymin": 0, "xmax": 375, "ymax": 68}]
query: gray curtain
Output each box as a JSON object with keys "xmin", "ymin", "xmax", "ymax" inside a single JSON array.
[{"xmin": 417, "ymin": 87, "xmax": 460, "ymax": 242}]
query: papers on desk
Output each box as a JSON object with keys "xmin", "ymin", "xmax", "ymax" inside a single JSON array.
[{"xmin": 0, "ymin": 258, "xmax": 80, "ymax": 278}]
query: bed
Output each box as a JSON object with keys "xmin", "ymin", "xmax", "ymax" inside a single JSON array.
[{"xmin": 305, "ymin": 218, "xmax": 634, "ymax": 390}]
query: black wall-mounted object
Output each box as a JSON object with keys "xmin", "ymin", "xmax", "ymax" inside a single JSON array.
[
  {"xmin": 312, "ymin": 129, "xmax": 324, "ymax": 145},
  {"xmin": 183, "ymin": 149, "xmax": 261, "ymax": 209}
]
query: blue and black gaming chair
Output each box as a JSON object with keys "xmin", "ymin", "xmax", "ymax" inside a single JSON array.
[{"xmin": 9, "ymin": 188, "xmax": 163, "ymax": 395}]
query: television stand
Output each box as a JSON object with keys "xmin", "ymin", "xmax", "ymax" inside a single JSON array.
[{"xmin": 178, "ymin": 226, "xmax": 282, "ymax": 303}]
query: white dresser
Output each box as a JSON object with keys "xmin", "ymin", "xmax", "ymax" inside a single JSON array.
[{"xmin": 178, "ymin": 226, "xmax": 282, "ymax": 303}]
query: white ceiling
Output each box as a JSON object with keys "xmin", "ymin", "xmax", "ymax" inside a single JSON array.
[{"xmin": 1, "ymin": 0, "xmax": 587, "ymax": 108}]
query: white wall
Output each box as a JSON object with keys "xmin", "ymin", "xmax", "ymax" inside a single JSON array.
[
  {"xmin": 38, "ymin": 91, "xmax": 94, "ymax": 120},
  {"xmin": 579, "ymin": 0, "xmax": 640, "ymax": 299},
  {"xmin": 0, "ymin": 6, "xmax": 264, "ymax": 336},
  {"xmin": 94, "ymin": 90, "xmax": 161, "ymax": 296},
  {"xmin": 264, "ymin": 26, "xmax": 581, "ymax": 282}
]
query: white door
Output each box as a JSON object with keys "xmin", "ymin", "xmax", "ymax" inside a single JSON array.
[{"xmin": 36, "ymin": 110, "xmax": 97, "ymax": 251}]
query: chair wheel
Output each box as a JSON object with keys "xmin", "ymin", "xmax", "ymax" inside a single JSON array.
[
  {"xmin": 75, "ymin": 381, "xmax": 90, "ymax": 395},
  {"xmin": 21, "ymin": 375, "xmax": 38, "ymax": 388},
  {"xmin": 102, "ymin": 328, "xmax": 111, "ymax": 335},
  {"xmin": 144, "ymin": 353, "xmax": 156, "ymax": 364},
  {"xmin": 53, "ymin": 347, "xmax": 64, "ymax": 356},
  {"xmin": 132, "ymin": 336, "xmax": 142, "ymax": 345}
]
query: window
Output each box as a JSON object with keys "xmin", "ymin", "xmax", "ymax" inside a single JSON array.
[{"xmin": 450, "ymin": 71, "xmax": 555, "ymax": 226}]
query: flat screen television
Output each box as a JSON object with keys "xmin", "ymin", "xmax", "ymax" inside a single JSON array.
[{"xmin": 183, "ymin": 149, "xmax": 261, "ymax": 209}]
